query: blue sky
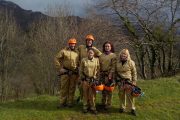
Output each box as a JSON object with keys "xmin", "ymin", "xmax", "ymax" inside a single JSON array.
[{"xmin": 7, "ymin": 0, "xmax": 94, "ymax": 16}]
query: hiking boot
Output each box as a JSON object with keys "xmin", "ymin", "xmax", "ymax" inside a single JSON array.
[
  {"xmin": 104, "ymin": 105, "xmax": 110, "ymax": 111},
  {"xmin": 98, "ymin": 104, "xmax": 105, "ymax": 109},
  {"xmin": 83, "ymin": 109, "xmax": 88, "ymax": 114},
  {"xmin": 131, "ymin": 109, "xmax": 136, "ymax": 116},
  {"xmin": 104, "ymin": 106, "xmax": 108, "ymax": 111},
  {"xmin": 119, "ymin": 108, "xmax": 125, "ymax": 113},
  {"xmin": 87, "ymin": 106, "xmax": 92, "ymax": 111},
  {"xmin": 67, "ymin": 104, "xmax": 73, "ymax": 108},
  {"xmin": 91, "ymin": 110, "xmax": 98, "ymax": 115},
  {"xmin": 57, "ymin": 103, "xmax": 67, "ymax": 109}
]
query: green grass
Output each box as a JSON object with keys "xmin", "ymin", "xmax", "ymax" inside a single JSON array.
[{"xmin": 0, "ymin": 75, "xmax": 180, "ymax": 120}]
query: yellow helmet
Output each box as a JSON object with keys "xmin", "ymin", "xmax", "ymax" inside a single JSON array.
[
  {"xmin": 85, "ymin": 34, "xmax": 95, "ymax": 41},
  {"xmin": 68, "ymin": 38, "xmax": 77, "ymax": 44}
]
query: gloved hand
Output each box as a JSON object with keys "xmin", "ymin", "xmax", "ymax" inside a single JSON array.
[
  {"xmin": 59, "ymin": 68, "xmax": 68, "ymax": 75},
  {"xmin": 95, "ymin": 80, "xmax": 99, "ymax": 85},
  {"xmin": 108, "ymin": 73, "xmax": 113, "ymax": 81},
  {"xmin": 132, "ymin": 81, "xmax": 136, "ymax": 86}
]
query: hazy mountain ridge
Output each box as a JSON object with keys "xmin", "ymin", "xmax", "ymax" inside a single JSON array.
[{"xmin": 0, "ymin": 0, "xmax": 83, "ymax": 31}]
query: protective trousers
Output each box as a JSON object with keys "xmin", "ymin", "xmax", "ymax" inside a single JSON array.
[
  {"xmin": 118, "ymin": 87, "xmax": 135, "ymax": 111},
  {"xmin": 59, "ymin": 74, "xmax": 78, "ymax": 105},
  {"xmin": 78, "ymin": 82, "xmax": 83, "ymax": 100},
  {"xmin": 82, "ymin": 81, "xmax": 96, "ymax": 111},
  {"xmin": 101, "ymin": 75, "xmax": 112, "ymax": 108},
  {"xmin": 102, "ymin": 90, "xmax": 112, "ymax": 108}
]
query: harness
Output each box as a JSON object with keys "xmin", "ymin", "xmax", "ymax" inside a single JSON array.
[
  {"xmin": 116, "ymin": 76, "xmax": 142, "ymax": 97},
  {"xmin": 119, "ymin": 79, "xmax": 132, "ymax": 92},
  {"xmin": 61, "ymin": 67, "xmax": 78, "ymax": 76},
  {"xmin": 116, "ymin": 74, "xmax": 132, "ymax": 90}
]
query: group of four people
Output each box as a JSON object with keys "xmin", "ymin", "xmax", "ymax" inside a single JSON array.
[{"xmin": 54, "ymin": 34, "xmax": 137, "ymax": 116}]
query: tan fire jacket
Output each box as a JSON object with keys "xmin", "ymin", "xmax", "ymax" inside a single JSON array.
[
  {"xmin": 78, "ymin": 45, "xmax": 102, "ymax": 61},
  {"xmin": 54, "ymin": 47, "xmax": 79, "ymax": 71},
  {"xmin": 99, "ymin": 53, "xmax": 117, "ymax": 73},
  {"xmin": 80, "ymin": 57, "xmax": 100, "ymax": 79},
  {"xmin": 116, "ymin": 49, "xmax": 137, "ymax": 82}
]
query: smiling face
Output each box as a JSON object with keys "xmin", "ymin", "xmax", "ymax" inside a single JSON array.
[
  {"xmin": 69, "ymin": 43, "xmax": 76, "ymax": 50},
  {"xmin": 104, "ymin": 43, "xmax": 111, "ymax": 52},
  {"xmin": 88, "ymin": 49, "xmax": 94, "ymax": 59},
  {"xmin": 86, "ymin": 39, "xmax": 93, "ymax": 47},
  {"xmin": 120, "ymin": 53, "xmax": 128, "ymax": 62}
]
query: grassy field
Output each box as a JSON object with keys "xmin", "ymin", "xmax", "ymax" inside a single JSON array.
[{"xmin": 0, "ymin": 75, "xmax": 180, "ymax": 120}]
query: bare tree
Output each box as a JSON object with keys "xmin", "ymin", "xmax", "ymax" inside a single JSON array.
[
  {"xmin": 95, "ymin": 0, "xmax": 180, "ymax": 79},
  {"xmin": 0, "ymin": 10, "xmax": 22, "ymax": 101},
  {"xmin": 26, "ymin": 5, "xmax": 79, "ymax": 95}
]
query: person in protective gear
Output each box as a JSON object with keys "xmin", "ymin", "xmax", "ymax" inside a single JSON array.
[
  {"xmin": 115, "ymin": 49, "xmax": 137, "ymax": 116},
  {"xmin": 77, "ymin": 34, "xmax": 102, "ymax": 103},
  {"xmin": 79, "ymin": 48, "xmax": 100, "ymax": 114},
  {"xmin": 54, "ymin": 38, "xmax": 79, "ymax": 108},
  {"xmin": 78, "ymin": 34, "xmax": 102, "ymax": 61},
  {"xmin": 99, "ymin": 41, "xmax": 116, "ymax": 110}
]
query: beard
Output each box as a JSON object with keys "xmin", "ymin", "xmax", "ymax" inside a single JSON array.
[{"xmin": 69, "ymin": 46, "xmax": 75, "ymax": 50}]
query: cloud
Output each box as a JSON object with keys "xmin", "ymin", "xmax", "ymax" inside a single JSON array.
[{"xmin": 7, "ymin": 0, "xmax": 94, "ymax": 16}]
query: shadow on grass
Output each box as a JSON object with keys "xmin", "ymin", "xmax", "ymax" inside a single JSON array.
[
  {"xmin": 0, "ymin": 99, "xmax": 127, "ymax": 115},
  {"xmin": 0, "ymin": 96, "xmax": 83, "ymax": 112},
  {"xmin": 96, "ymin": 104, "xmax": 119, "ymax": 114},
  {"xmin": 96, "ymin": 103, "xmax": 139, "ymax": 117},
  {"xmin": 0, "ymin": 96, "xmax": 133, "ymax": 116}
]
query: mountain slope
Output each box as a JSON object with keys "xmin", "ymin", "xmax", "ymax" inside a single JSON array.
[
  {"xmin": 0, "ymin": 0, "xmax": 48, "ymax": 31},
  {"xmin": 0, "ymin": 1, "xmax": 83, "ymax": 31}
]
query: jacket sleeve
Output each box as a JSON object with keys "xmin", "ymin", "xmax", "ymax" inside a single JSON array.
[
  {"xmin": 77, "ymin": 45, "xmax": 81, "ymax": 62},
  {"xmin": 54, "ymin": 50, "xmax": 64, "ymax": 70},
  {"xmin": 130, "ymin": 60, "xmax": 137, "ymax": 82},
  {"xmin": 93, "ymin": 47, "xmax": 102, "ymax": 57},
  {"xmin": 110, "ymin": 54, "xmax": 117, "ymax": 73},
  {"xmin": 79, "ymin": 59, "xmax": 85, "ymax": 80},
  {"xmin": 75, "ymin": 49, "xmax": 80, "ymax": 69},
  {"xmin": 96, "ymin": 58, "xmax": 100, "ymax": 80}
]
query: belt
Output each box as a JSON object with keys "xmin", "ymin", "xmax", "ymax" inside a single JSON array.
[
  {"xmin": 62, "ymin": 67, "xmax": 78, "ymax": 75},
  {"xmin": 84, "ymin": 77, "xmax": 95, "ymax": 81},
  {"xmin": 100, "ymin": 71, "xmax": 109, "ymax": 76}
]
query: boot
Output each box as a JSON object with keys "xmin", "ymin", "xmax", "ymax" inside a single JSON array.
[
  {"xmin": 57, "ymin": 103, "xmax": 67, "ymax": 109},
  {"xmin": 83, "ymin": 109, "xmax": 88, "ymax": 114},
  {"xmin": 91, "ymin": 110, "xmax": 98, "ymax": 115},
  {"xmin": 131, "ymin": 109, "xmax": 137, "ymax": 116},
  {"xmin": 119, "ymin": 108, "xmax": 124, "ymax": 113}
]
